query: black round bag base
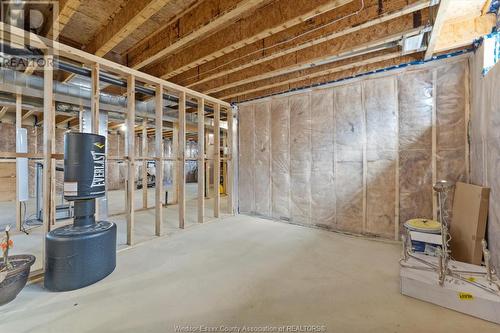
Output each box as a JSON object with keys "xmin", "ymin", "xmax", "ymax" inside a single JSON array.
[{"xmin": 44, "ymin": 221, "xmax": 116, "ymax": 291}]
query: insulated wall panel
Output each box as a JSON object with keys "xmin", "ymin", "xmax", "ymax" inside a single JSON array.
[
  {"xmin": 254, "ymin": 102, "xmax": 271, "ymax": 216},
  {"xmin": 237, "ymin": 58, "xmax": 469, "ymax": 241},
  {"xmin": 364, "ymin": 78, "xmax": 397, "ymax": 238},
  {"xmin": 471, "ymin": 45, "xmax": 500, "ymax": 270},
  {"xmin": 334, "ymin": 84, "xmax": 363, "ymax": 233},
  {"xmin": 436, "ymin": 62, "xmax": 467, "ymax": 184},
  {"xmin": 486, "ymin": 63, "xmax": 500, "ymax": 271},
  {"xmin": 469, "ymin": 48, "xmax": 486, "ymax": 186},
  {"xmin": 271, "ymin": 97, "xmax": 290, "ymax": 220},
  {"xmin": 311, "ymin": 89, "xmax": 335, "ymax": 228},
  {"xmin": 290, "ymin": 93, "xmax": 311, "ymax": 224},
  {"xmin": 398, "ymin": 71, "xmax": 433, "ymax": 228},
  {"xmin": 238, "ymin": 104, "xmax": 255, "ymax": 213}
]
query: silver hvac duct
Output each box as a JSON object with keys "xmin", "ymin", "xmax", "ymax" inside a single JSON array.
[{"xmin": 0, "ymin": 67, "xmax": 213, "ymax": 127}]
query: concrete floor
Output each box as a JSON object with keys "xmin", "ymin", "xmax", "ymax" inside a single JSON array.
[
  {"xmin": 0, "ymin": 183, "xmax": 228, "ymax": 271},
  {"xmin": 0, "ymin": 215, "xmax": 498, "ymax": 332}
]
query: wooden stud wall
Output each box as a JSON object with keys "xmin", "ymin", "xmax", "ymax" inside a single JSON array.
[
  {"xmin": 155, "ymin": 85, "xmax": 164, "ymax": 236},
  {"xmin": 126, "ymin": 75, "xmax": 136, "ymax": 245},
  {"xmin": 178, "ymin": 92, "xmax": 186, "ymax": 229},
  {"xmin": 0, "ymin": 22, "xmax": 234, "ymax": 280},
  {"xmin": 214, "ymin": 104, "xmax": 220, "ymax": 218},
  {"xmin": 42, "ymin": 54, "xmax": 55, "ymax": 271},
  {"xmin": 198, "ymin": 98, "xmax": 205, "ymax": 223},
  {"xmin": 15, "ymin": 93, "xmax": 22, "ymax": 231}
]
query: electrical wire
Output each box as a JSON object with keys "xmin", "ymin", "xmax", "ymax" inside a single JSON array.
[{"xmin": 176, "ymin": 0, "xmax": 366, "ymax": 86}]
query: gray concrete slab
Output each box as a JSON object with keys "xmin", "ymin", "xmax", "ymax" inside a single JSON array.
[{"xmin": 0, "ymin": 215, "xmax": 498, "ymax": 332}]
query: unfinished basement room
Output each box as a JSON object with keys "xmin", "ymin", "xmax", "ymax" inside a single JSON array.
[{"xmin": 0, "ymin": 0, "xmax": 500, "ymax": 332}]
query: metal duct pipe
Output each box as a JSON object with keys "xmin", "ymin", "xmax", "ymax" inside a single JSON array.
[
  {"xmin": 0, "ymin": 67, "xmax": 220, "ymax": 129},
  {"xmin": 0, "ymin": 44, "xmax": 217, "ymax": 112}
]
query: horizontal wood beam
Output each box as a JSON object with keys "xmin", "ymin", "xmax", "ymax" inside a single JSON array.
[
  {"xmin": 0, "ymin": 22, "xmax": 230, "ymax": 109},
  {"xmin": 0, "ymin": 106, "xmax": 8, "ymax": 119},
  {"xmin": 22, "ymin": 109, "xmax": 36, "ymax": 119},
  {"xmin": 434, "ymin": 13, "xmax": 496, "ymax": 53},
  {"xmin": 425, "ymin": 0, "xmax": 451, "ymax": 60},
  {"xmin": 198, "ymin": 13, "xmax": 429, "ymax": 94},
  {"xmin": 145, "ymin": 0, "xmax": 352, "ymax": 79},
  {"xmin": 172, "ymin": 0, "xmax": 431, "ymax": 88},
  {"xmin": 216, "ymin": 48, "xmax": 412, "ymax": 100},
  {"xmin": 84, "ymin": 0, "xmax": 174, "ymax": 57},
  {"xmin": 232, "ymin": 52, "xmax": 423, "ymax": 102},
  {"xmin": 56, "ymin": 115, "xmax": 77, "ymax": 126},
  {"xmin": 47, "ymin": 0, "xmax": 82, "ymax": 39},
  {"xmin": 127, "ymin": 0, "xmax": 267, "ymax": 69}
]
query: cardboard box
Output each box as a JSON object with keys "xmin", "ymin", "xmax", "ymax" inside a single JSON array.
[{"xmin": 450, "ymin": 182, "xmax": 490, "ymax": 265}]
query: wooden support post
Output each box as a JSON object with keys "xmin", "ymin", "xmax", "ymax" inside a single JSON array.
[
  {"xmin": 197, "ymin": 98, "xmax": 205, "ymax": 223},
  {"xmin": 50, "ymin": 101, "xmax": 56, "ymax": 226},
  {"xmin": 432, "ymin": 70, "xmax": 437, "ymax": 221},
  {"xmin": 172, "ymin": 123, "xmax": 179, "ymax": 204},
  {"xmin": 214, "ymin": 103, "xmax": 220, "ymax": 218},
  {"xmin": 155, "ymin": 85, "xmax": 164, "ymax": 236},
  {"xmin": 227, "ymin": 106, "xmax": 234, "ymax": 215},
  {"xmin": 42, "ymin": 54, "xmax": 54, "ymax": 270},
  {"xmin": 91, "ymin": 63, "xmax": 100, "ymax": 133},
  {"xmin": 178, "ymin": 92, "xmax": 186, "ymax": 229},
  {"xmin": 142, "ymin": 118, "xmax": 148, "ymax": 208},
  {"xmin": 91, "ymin": 63, "xmax": 100, "ymax": 219},
  {"xmin": 126, "ymin": 75, "xmax": 135, "ymax": 245},
  {"xmin": 15, "ymin": 93, "xmax": 22, "ymax": 231}
]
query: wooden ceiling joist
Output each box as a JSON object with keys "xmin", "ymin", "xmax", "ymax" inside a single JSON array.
[
  {"xmin": 196, "ymin": 12, "xmax": 430, "ymax": 94},
  {"xmin": 232, "ymin": 52, "xmax": 422, "ymax": 102},
  {"xmin": 144, "ymin": 0, "xmax": 353, "ymax": 79},
  {"xmin": 0, "ymin": 23, "xmax": 230, "ymax": 109},
  {"xmin": 22, "ymin": 109, "xmax": 36, "ymax": 120},
  {"xmin": 0, "ymin": 106, "xmax": 8, "ymax": 119},
  {"xmin": 84, "ymin": 0, "xmax": 175, "ymax": 57},
  {"xmin": 424, "ymin": 0, "xmax": 451, "ymax": 60},
  {"xmin": 215, "ymin": 48, "xmax": 413, "ymax": 100},
  {"xmin": 127, "ymin": 0, "xmax": 268, "ymax": 69},
  {"xmin": 55, "ymin": 115, "xmax": 77, "ymax": 126},
  {"xmin": 171, "ymin": 0, "xmax": 431, "ymax": 88},
  {"xmin": 47, "ymin": 0, "xmax": 82, "ymax": 39},
  {"xmin": 434, "ymin": 13, "xmax": 496, "ymax": 53}
]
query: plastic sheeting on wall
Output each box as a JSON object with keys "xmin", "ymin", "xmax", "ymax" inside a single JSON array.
[
  {"xmin": 270, "ymin": 97, "xmax": 290, "ymax": 220},
  {"xmin": 290, "ymin": 94, "xmax": 312, "ymax": 225},
  {"xmin": 238, "ymin": 58, "xmax": 469, "ymax": 239},
  {"xmin": 436, "ymin": 62, "xmax": 467, "ymax": 184},
  {"xmin": 238, "ymin": 104, "xmax": 255, "ymax": 213},
  {"xmin": 311, "ymin": 89, "xmax": 335, "ymax": 228},
  {"xmin": 254, "ymin": 102, "xmax": 272, "ymax": 215},
  {"xmin": 364, "ymin": 78, "xmax": 397, "ymax": 238},
  {"xmin": 397, "ymin": 70, "xmax": 433, "ymax": 231},
  {"xmin": 470, "ymin": 44, "xmax": 500, "ymax": 271},
  {"xmin": 334, "ymin": 84, "xmax": 363, "ymax": 234}
]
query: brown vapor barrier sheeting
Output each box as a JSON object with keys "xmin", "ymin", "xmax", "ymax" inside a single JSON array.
[
  {"xmin": 470, "ymin": 44, "xmax": 500, "ymax": 271},
  {"xmin": 238, "ymin": 58, "xmax": 468, "ymax": 240}
]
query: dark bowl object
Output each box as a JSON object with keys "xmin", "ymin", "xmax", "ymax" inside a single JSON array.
[{"xmin": 0, "ymin": 255, "xmax": 36, "ymax": 306}]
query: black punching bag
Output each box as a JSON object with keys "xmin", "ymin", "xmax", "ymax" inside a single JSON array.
[{"xmin": 44, "ymin": 132, "xmax": 116, "ymax": 291}]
